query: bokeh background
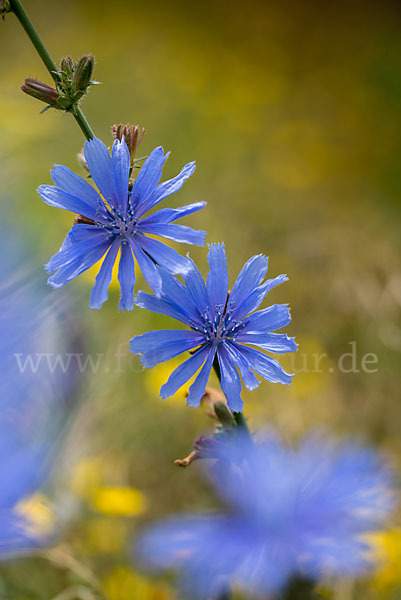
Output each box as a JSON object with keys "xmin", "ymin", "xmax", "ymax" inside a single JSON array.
[{"xmin": 1, "ymin": 0, "xmax": 401, "ymax": 598}]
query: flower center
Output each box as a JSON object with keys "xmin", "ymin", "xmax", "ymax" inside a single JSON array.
[
  {"xmin": 100, "ymin": 206, "xmax": 138, "ymax": 240},
  {"xmin": 194, "ymin": 303, "xmax": 245, "ymax": 345}
]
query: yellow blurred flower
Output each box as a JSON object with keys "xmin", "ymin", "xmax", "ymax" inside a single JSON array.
[
  {"xmin": 70, "ymin": 457, "xmax": 147, "ymax": 516},
  {"xmin": 91, "ymin": 486, "xmax": 147, "ymax": 517},
  {"xmin": 15, "ymin": 493, "xmax": 54, "ymax": 537},
  {"xmin": 368, "ymin": 529, "xmax": 401, "ymax": 594},
  {"xmin": 103, "ymin": 566, "xmax": 172, "ymax": 600}
]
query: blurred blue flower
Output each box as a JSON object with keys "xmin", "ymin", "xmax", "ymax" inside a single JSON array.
[
  {"xmin": 0, "ymin": 219, "xmax": 78, "ymax": 557},
  {"xmin": 38, "ymin": 138, "xmax": 206, "ymax": 310},
  {"xmin": 0, "ymin": 429, "xmax": 47, "ymax": 557},
  {"xmin": 137, "ymin": 432, "xmax": 394, "ymax": 598},
  {"xmin": 130, "ymin": 243, "xmax": 296, "ymax": 411}
]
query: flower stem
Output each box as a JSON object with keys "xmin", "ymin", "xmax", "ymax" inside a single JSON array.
[
  {"xmin": 9, "ymin": 0, "xmax": 95, "ymax": 140},
  {"xmin": 233, "ymin": 410, "xmax": 252, "ymax": 437},
  {"xmin": 72, "ymin": 106, "xmax": 95, "ymax": 141},
  {"xmin": 212, "ymin": 355, "xmax": 252, "ymax": 437},
  {"xmin": 280, "ymin": 577, "xmax": 321, "ymax": 600}
]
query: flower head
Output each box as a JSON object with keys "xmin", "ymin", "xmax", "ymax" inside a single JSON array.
[
  {"xmin": 130, "ymin": 243, "xmax": 296, "ymax": 411},
  {"xmin": 38, "ymin": 137, "xmax": 206, "ymax": 309},
  {"xmin": 137, "ymin": 432, "xmax": 394, "ymax": 598}
]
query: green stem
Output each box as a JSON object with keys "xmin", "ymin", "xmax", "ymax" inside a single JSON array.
[
  {"xmin": 9, "ymin": 0, "xmax": 95, "ymax": 140},
  {"xmin": 73, "ymin": 106, "xmax": 95, "ymax": 141},
  {"xmin": 233, "ymin": 410, "xmax": 251, "ymax": 436},
  {"xmin": 212, "ymin": 356, "xmax": 252, "ymax": 437}
]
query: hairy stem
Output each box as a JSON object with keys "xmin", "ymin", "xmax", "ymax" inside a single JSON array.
[{"xmin": 9, "ymin": 0, "xmax": 95, "ymax": 140}]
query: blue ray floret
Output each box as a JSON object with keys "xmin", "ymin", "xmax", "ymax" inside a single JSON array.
[
  {"xmin": 38, "ymin": 137, "xmax": 207, "ymax": 310},
  {"xmin": 130, "ymin": 243, "xmax": 297, "ymax": 411},
  {"xmin": 137, "ymin": 432, "xmax": 394, "ymax": 598}
]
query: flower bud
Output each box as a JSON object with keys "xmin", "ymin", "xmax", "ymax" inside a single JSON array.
[
  {"xmin": 60, "ymin": 56, "xmax": 74, "ymax": 75},
  {"xmin": 0, "ymin": 0, "xmax": 10, "ymax": 17},
  {"xmin": 213, "ymin": 401, "xmax": 234, "ymax": 428},
  {"xmin": 193, "ymin": 435, "xmax": 221, "ymax": 457},
  {"xmin": 20, "ymin": 78, "xmax": 60, "ymax": 107},
  {"xmin": 77, "ymin": 149, "xmax": 89, "ymax": 173},
  {"xmin": 72, "ymin": 54, "xmax": 94, "ymax": 94},
  {"xmin": 112, "ymin": 123, "xmax": 145, "ymax": 162}
]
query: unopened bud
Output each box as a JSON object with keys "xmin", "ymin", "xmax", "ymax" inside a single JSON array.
[
  {"xmin": 60, "ymin": 56, "xmax": 74, "ymax": 75},
  {"xmin": 193, "ymin": 435, "xmax": 221, "ymax": 457},
  {"xmin": 214, "ymin": 401, "xmax": 235, "ymax": 428},
  {"xmin": 77, "ymin": 149, "xmax": 89, "ymax": 173},
  {"xmin": 21, "ymin": 78, "xmax": 60, "ymax": 107},
  {"xmin": 0, "ymin": 0, "xmax": 10, "ymax": 17},
  {"xmin": 73, "ymin": 54, "xmax": 94, "ymax": 93},
  {"xmin": 112, "ymin": 123, "xmax": 145, "ymax": 162}
]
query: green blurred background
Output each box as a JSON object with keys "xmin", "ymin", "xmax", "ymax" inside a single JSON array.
[{"xmin": 1, "ymin": 0, "xmax": 401, "ymax": 598}]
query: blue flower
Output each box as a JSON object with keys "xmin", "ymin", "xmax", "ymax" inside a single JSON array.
[
  {"xmin": 38, "ymin": 138, "xmax": 206, "ymax": 310},
  {"xmin": 130, "ymin": 243, "xmax": 296, "ymax": 411},
  {"xmin": 0, "ymin": 429, "xmax": 47, "ymax": 557},
  {"xmin": 0, "ymin": 217, "xmax": 76, "ymax": 556},
  {"xmin": 137, "ymin": 432, "xmax": 394, "ymax": 598}
]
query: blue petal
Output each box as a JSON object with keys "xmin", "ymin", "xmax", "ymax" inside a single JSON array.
[
  {"xmin": 138, "ymin": 236, "xmax": 191, "ymax": 275},
  {"xmin": 236, "ymin": 332, "xmax": 298, "ymax": 353},
  {"xmin": 242, "ymin": 304, "xmax": 292, "ymax": 333},
  {"xmin": 89, "ymin": 239, "xmax": 121, "ymax": 309},
  {"xmin": 157, "ymin": 269, "xmax": 203, "ymax": 326},
  {"xmin": 130, "ymin": 147, "xmax": 166, "ymax": 215},
  {"xmin": 229, "ymin": 254, "xmax": 268, "ymax": 311},
  {"xmin": 38, "ymin": 185, "xmax": 98, "ymax": 221},
  {"xmin": 182, "ymin": 259, "xmax": 210, "ymax": 316},
  {"xmin": 135, "ymin": 160, "xmax": 196, "ymax": 218},
  {"xmin": 84, "ymin": 137, "xmax": 117, "ymax": 208},
  {"xmin": 136, "ymin": 334, "xmax": 205, "ymax": 369},
  {"xmin": 217, "ymin": 343, "xmax": 243, "ymax": 412},
  {"xmin": 160, "ymin": 344, "xmax": 211, "ymax": 400},
  {"xmin": 137, "ymin": 515, "xmax": 236, "ymax": 599},
  {"xmin": 47, "ymin": 240, "xmax": 111, "ymax": 288},
  {"xmin": 118, "ymin": 241, "xmax": 136, "ymax": 311},
  {"xmin": 224, "ymin": 342, "xmax": 259, "ymax": 391},
  {"xmin": 137, "ymin": 223, "xmax": 206, "ymax": 246},
  {"xmin": 129, "ymin": 238, "xmax": 162, "ymax": 296},
  {"xmin": 131, "ymin": 330, "xmax": 204, "ymax": 354},
  {"xmin": 231, "ymin": 274, "xmax": 289, "ymax": 322},
  {"xmin": 207, "ymin": 243, "xmax": 228, "ymax": 308},
  {"xmin": 234, "ymin": 344, "xmax": 293, "ymax": 385},
  {"xmin": 0, "ymin": 512, "xmax": 41, "ymax": 557},
  {"xmin": 186, "ymin": 346, "xmax": 215, "ymax": 407},
  {"xmin": 135, "ymin": 291, "xmax": 195, "ymax": 326},
  {"xmin": 58, "ymin": 223, "xmax": 101, "ymax": 247},
  {"xmin": 139, "ymin": 202, "xmax": 206, "ymax": 225},
  {"xmin": 112, "ymin": 138, "xmax": 130, "ymax": 214},
  {"xmin": 45, "ymin": 228, "xmax": 109, "ymax": 272},
  {"xmin": 50, "ymin": 165, "xmax": 103, "ymax": 210}
]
